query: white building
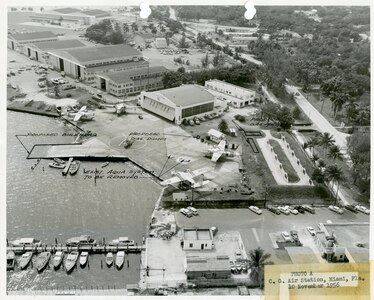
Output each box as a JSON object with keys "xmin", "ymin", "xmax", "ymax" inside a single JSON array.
[
  {"xmin": 182, "ymin": 228, "xmax": 214, "ymax": 251},
  {"xmin": 207, "ymin": 129, "xmax": 226, "ymax": 143},
  {"xmin": 205, "ymin": 79, "xmax": 256, "ymax": 108},
  {"xmin": 8, "ymin": 31, "xmax": 58, "ymax": 51},
  {"xmin": 155, "ymin": 38, "xmax": 167, "ymax": 48},
  {"xmin": 139, "ymin": 85, "xmax": 216, "ymax": 125}
]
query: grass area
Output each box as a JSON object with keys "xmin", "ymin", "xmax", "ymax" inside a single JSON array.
[
  {"xmin": 269, "ymin": 139, "xmax": 300, "ymax": 183},
  {"xmin": 268, "ymin": 185, "xmax": 330, "ymax": 203}
]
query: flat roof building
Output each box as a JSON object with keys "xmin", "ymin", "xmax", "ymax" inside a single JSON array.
[
  {"xmin": 96, "ymin": 66, "xmax": 167, "ymax": 97},
  {"xmin": 182, "ymin": 228, "xmax": 214, "ymax": 250},
  {"xmin": 155, "ymin": 38, "xmax": 167, "ymax": 48},
  {"xmin": 8, "ymin": 31, "xmax": 58, "ymax": 51},
  {"xmin": 186, "ymin": 255, "xmax": 231, "ymax": 280},
  {"xmin": 48, "ymin": 44, "xmax": 146, "ymax": 82},
  {"xmin": 139, "ymin": 85, "xmax": 216, "ymax": 125}
]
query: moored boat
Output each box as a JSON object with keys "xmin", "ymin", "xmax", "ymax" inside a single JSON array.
[
  {"xmin": 65, "ymin": 252, "xmax": 79, "ymax": 273},
  {"xmin": 109, "ymin": 237, "xmax": 135, "ymax": 246},
  {"xmin": 66, "ymin": 235, "xmax": 96, "ymax": 246},
  {"xmin": 54, "ymin": 158, "xmax": 66, "ymax": 164},
  {"xmin": 19, "ymin": 252, "xmax": 33, "ymax": 270},
  {"xmin": 49, "ymin": 162, "xmax": 66, "ymax": 169},
  {"xmin": 106, "ymin": 252, "xmax": 114, "ymax": 267},
  {"xmin": 115, "ymin": 251, "xmax": 125, "ymax": 269},
  {"xmin": 7, "ymin": 251, "xmax": 15, "ymax": 271},
  {"xmin": 52, "ymin": 251, "xmax": 64, "ymax": 269},
  {"xmin": 69, "ymin": 161, "xmax": 80, "ymax": 175},
  {"xmin": 10, "ymin": 238, "xmax": 41, "ymax": 247},
  {"xmin": 36, "ymin": 252, "xmax": 51, "ymax": 272},
  {"xmin": 79, "ymin": 251, "xmax": 89, "ymax": 267}
]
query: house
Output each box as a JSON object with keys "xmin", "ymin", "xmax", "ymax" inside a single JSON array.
[
  {"xmin": 207, "ymin": 129, "xmax": 225, "ymax": 143},
  {"xmin": 182, "ymin": 228, "xmax": 214, "ymax": 250},
  {"xmin": 185, "ymin": 255, "xmax": 231, "ymax": 280},
  {"xmin": 139, "ymin": 85, "xmax": 216, "ymax": 125},
  {"xmin": 133, "ymin": 34, "xmax": 153, "ymax": 49},
  {"xmin": 155, "ymin": 38, "xmax": 167, "ymax": 49},
  {"xmin": 8, "ymin": 31, "xmax": 58, "ymax": 51}
]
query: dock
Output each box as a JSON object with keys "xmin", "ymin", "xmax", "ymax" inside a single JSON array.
[{"xmin": 62, "ymin": 157, "xmax": 73, "ymax": 176}]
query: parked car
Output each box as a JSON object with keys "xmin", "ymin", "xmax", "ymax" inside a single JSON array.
[
  {"xmin": 186, "ymin": 206, "xmax": 198, "ymax": 215},
  {"xmin": 38, "ymin": 82, "xmax": 46, "ymax": 88},
  {"xmin": 285, "ymin": 206, "xmax": 298, "ymax": 215},
  {"xmin": 355, "ymin": 205, "xmax": 370, "ymax": 215},
  {"xmin": 188, "ymin": 119, "xmax": 195, "ymax": 126},
  {"xmin": 179, "ymin": 208, "xmax": 193, "ymax": 217},
  {"xmin": 328, "ymin": 205, "xmax": 344, "ymax": 214},
  {"xmin": 290, "ymin": 230, "xmax": 298, "ymax": 241},
  {"xmin": 344, "ymin": 204, "xmax": 358, "ymax": 213},
  {"xmin": 282, "ymin": 231, "xmax": 292, "ymax": 242},
  {"xmin": 268, "ymin": 206, "xmax": 281, "ymax": 215},
  {"xmin": 306, "ymin": 226, "xmax": 316, "ymax": 236},
  {"xmin": 294, "ymin": 205, "xmax": 305, "ymax": 213},
  {"xmin": 193, "ymin": 118, "xmax": 200, "ymax": 125},
  {"xmin": 205, "ymin": 114, "xmax": 212, "ymax": 120},
  {"xmin": 302, "ymin": 205, "xmax": 315, "ymax": 214},
  {"xmin": 278, "ymin": 206, "xmax": 290, "ymax": 215},
  {"xmin": 249, "ymin": 206, "xmax": 262, "ymax": 215},
  {"xmin": 210, "ymin": 226, "xmax": 218, "ymax": 236}
]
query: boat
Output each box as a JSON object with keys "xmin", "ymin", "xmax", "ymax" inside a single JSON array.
[
  {"xmin": 106, "ymin": 252, "xmax": 114, "ymax": 267},
  {"xmin": 7, "ymin": 251, "xmax": 16, "ymax": 271},
  {"xmin": 101, "ymin": 162, "xmax": 109, "ymax": 168},
  {"xmin": 115, "ymin": 251, "xmax": 125, "ymax": 269},
  {"xmin": 54, "ymin": 158, "xmax": 66, "ymax": 164},
  {"xmin": 10, "ymin": 238, "xmax": 41, "ymax": 247},
  {"xmin": 65, "ymin": 252, "xmax": 79, "ymax": 273},
  {"xmin": 69, "ymin": 161, "xmax": 80, "ymax": 175},
  {"xmin": 79, "ymin": 251, "xmax": 89, "ymax": 267},
  {"xmin": 52, "ymin": 251, "xmax": 64, "ymax": 269},
  {"xmin": 49, "ymin": 162, "xmax": 66, "ymax": 169},
  {"xmin": 66, "ymin": 235, "xmax": 96, "ymax": 246},
  {"xmin": 109, "ymin": 237, "xmax": 135, "ymax": 246},
  {"xmin": 19, "ymin": 252, "xmax": 33, "ymax": 270},
  {"xmin": 35, "ymin": 252, "xmax": 51, "ymax": 272}
]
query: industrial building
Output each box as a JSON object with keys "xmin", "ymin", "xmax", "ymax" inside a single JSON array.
[
  {"xmin": 182, "ymin": 228, "xmax": 214, "ymax": 250},
  {"xmin": 205, "ymin": 79, "xmax": 256, "ymax": 108},
  {"xmin": 22, "ymin": 39, "xmax": 86, "ymax": 63},
  {"xmin": 8, "ymin": 31, "xmax": 58, "ymax": 51},
  {"xmin": 185, "ymin": 255, "xmax": 231, "ymax": 280},
  {"xmin": 48, "ymin": 44, "xmax": 146, "ymax": 82},
  {"xmin": 139, "ymin": 85, "xmax": 216, "ymax": 125},
  {"xmin": 96, "ymin": 66, "xmax": 167, "ymax": 96}
]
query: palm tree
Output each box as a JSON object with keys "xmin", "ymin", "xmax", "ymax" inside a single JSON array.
[
  {"xmin": 344, "ymin": 100, "xmax": 359, "ymax": 124},
  {"xmin": 318, "ymin": 132, "xmax": 335, "ymax": 155},
  {"xmin": 311, "ymin": 154, "xmax": 320, "ymax": 166},
  {"xmin": 247, "ymin": 247, "xmax": 273, "ymax": 288},
  {"xmin": 317, "ymin": 159, "xmax": 326, "ymax": 169},
  {"xmin": 327, "ymin": 145, "xmax": 343, "ymax": 162},
  {"xmin": 324, "ymin": 164, "xmax": 345, "ymax": 204},
  {"xmin": 308, "ymin": 136, "xmax": 319, "ymax": 155},
  {"xmin": 330, "ymin": 92, "xmax": 348, "ymax": 119},
  {"xmin": 354, "ymin": 109, "xmax": 370, "ymax": 126}
]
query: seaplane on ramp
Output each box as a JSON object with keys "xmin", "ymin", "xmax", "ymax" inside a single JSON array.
[
  {"xmin": 204, "ymin": 140, "xmax": 239, "ymax": 162},
  {"xmin": 160, "ymin": 167, "xmax": 210, "ymax": 189},
  {"xmin": 59, "ymin": 105, "xmax": 95, "ymax": 121}
]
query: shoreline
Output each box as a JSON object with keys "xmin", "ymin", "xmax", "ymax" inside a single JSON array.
[{"xmin": 7, "ymin": 106, "xmax": 60, "ymax": 117}]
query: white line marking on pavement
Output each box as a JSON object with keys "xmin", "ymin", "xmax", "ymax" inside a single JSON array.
[{"xmin": 252, "ymin": 228, "xmax": 260, "ymax": 243}]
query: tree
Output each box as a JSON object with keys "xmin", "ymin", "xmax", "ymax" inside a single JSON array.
[
  {"xmin": 311, "ymin": 168, "xmax": 325, "ymax": 184},
  {"xmin": 247, "ymin": 247, "xmax": 273, "ymax": 288},
  {"xmin": 178, "ymin": 34, "xmax": 189, "ymax": 48},
  {"xmin": 151, "ymin": 27, "xmax": 157, "ymax": 35},
  {"xmin": 218, "ymin": 119, "xmax": 228, "ymax": 133},
  {"xmin": 212, "ymin": 51, "xmax": 222, "ymax": 67},
  {"xmin": 201, "ymin": 53, "xmax": 209, "ymax": 68},
  {"xmin": 327, "ymin": 145, "xmax": 343, "ymax": 162},
  {"xmin": 292, "ymin": 106, "xmax": 301, "ymax": 119},
  {"xmin": 317, "ymin": 159, "xmax": 326, "ymax": 169},
  {"xmin": 330, "ymin": 92, "xmax": 348, "ymax": 119},
  {"xmin": 54, "ymin": 84, "xmax": 61, "ymax": 98},
  {"xmin": 276, "ymin": 107, "xmax": 294, "ymax": 130},
  {"xmin": 311, "ymin": 154, "xmax": 320, "ymax": 166},
  {"xmin": 354, "ymin": 109, "xmax": 370, "ymax": 126},
  {"xmin": 131, "ymin": 22, "xmax": 138, "ymax": 32},
  {"xmin": 344, "ymin": 100, "xmax": 359, "ymax": 123},
  {"xmin": 307, "ymin": 136, "xmax": 319, "ymax": 155},
  {"xmin": 318, "ymin": 132, "xmax": 335, "ymax": 155},
  {"xmin": 324, "ymin": 164, "xmax": 345, "ymax": 203}
]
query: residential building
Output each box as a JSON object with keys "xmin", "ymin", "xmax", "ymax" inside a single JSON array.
[
  {"xmin": 139, "ymin": 85, "xmax": 216, "ymax": 125},
  {"xmin": 185, "ymin": 255, "xmax": 231, "ymax": 280},
  {"xmin": 96, "ymin": 66, "xmax": 167, "ymax": 96},
  {"xmin": 8, "ymin": 31, "xmax": 58, "ymax": 51},
  {"xmin": 205, "ymin": 79, "xmax": 256, "ymax": 108},
  {"xmin": 155, "ymin": 38, "xmax": 167, "ymax": 49},
  {"xmin": 182, "ymin": 228, "xmax": 214, "ymax": 250},
  {"xmin": 48, "ymin": 44, "xmax": 146, "ymax": 83},
  {"xmin": 207, "ymin": 129, "xmax": 226, "ymax": 143},
  {"xmin": 133, "ymin": 33, "xmax": 153, "ymax": 49}
]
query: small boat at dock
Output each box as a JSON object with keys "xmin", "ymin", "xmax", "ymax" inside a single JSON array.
[
  {"xmin": 79, "ymin": 251, "xmax": 89, "ymax": 267},
  {"xmin": 7, "ymin": 251, "xmax": 15, "ymax": 271},
  {"xmin": 54, "ymin": 158, "xmax": 66, "ymax": 164},
  {"xmin": 36, "ymin": 252, "xmax": 51, "ymax": 272},
  {"xmin": 19, "ymin": 252, "xmax": 33, "ymax": 270},
  {"xmin": 66, "ymin": 235, "xmax": 96, "ymax": 247},
  {"xmin": 106, "ymin": 252, "xmax": 114, "ymax": 267},
  {"xmin": 65, "ymin": 252, "xmax": 79, "ymax": 273},
  {"xmin": 69, "ymin": 161, "xmax": 80, "ymax": 175},
  {"xmin": 49, "ymin": 162, "xmax": 66, "ymax": 169},
  {"xmin": 101, "ymin": 162, "xmax": 109, "ymax": 168},
  {"xmin": 10, "ymin": 238, "xmax": 41, "ymax": 247},
  {"xmin": 52, "ymin": 251, "xmax": 64, "ymax": 269},
  {"xmin": 109, "ymin": 237, "xmax": 135, "ymax": 246},
  {"xmin": 115, "ymin": 251, "xmax": 125, "ymax": 269}
]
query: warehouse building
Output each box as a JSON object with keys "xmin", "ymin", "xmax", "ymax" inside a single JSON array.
[
  {"xmin": 22, "ymin": 39, "xmax": 86, "ymax": 62},
  {"xmin": 48, "ymin": 44, "xmax": 146, "ymax": 82},
  {"xmin": 186, "ymin": 255, "xmax": 231, "ymax": 280},
  {"xmin": 155, "ymin": 38, "xmax": 167, "ymax": 48},
  {"xmin": 205, "ymin": 79, "xmax": 256, "ymax": 108},
  {"xmin": 139, "ymin": 85, "xmax": 216, "ymax": 125},
  {"xmin": 8, "ymin": 31, "xmax": 58, "ymax": 51},
  {"xmin": 96, "ymin": 66, "xmax": 167, "ymax": 96},
  {"xmin": 182, "ymin": 228, "xmax": 214, "ymax": 251}
]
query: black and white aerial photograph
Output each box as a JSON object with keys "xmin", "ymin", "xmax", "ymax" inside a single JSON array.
[{"xmin": 5, "ymin": 3, "xmax": 371, "ymax": 298}]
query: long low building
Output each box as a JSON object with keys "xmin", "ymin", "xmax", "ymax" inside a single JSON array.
[
  {"xmin": 186, "ymin": 255, "xmax": 231, "ymax": 280},
  {"xmin": 139, "ymin": 85, "xmax": 216, "ymax": 125},
  {"xmin": 8, "ymin": 31, "xmax": 58, "ymax": 51},
  {"xmin": 48, "ymin": 44, "xmax": 147, "ymax": 82},
  {"xmin": 96, "ymin": 66, "xmax": 167, "ymax": 96}
]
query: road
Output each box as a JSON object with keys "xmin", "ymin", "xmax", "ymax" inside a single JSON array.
[
  {"xmin": 175, "ymin": 207, "xmax": 369, "ymax": 265},
  {"xmin": 286, "ymin": 85, "xmax": 351, "ymax": 157}
]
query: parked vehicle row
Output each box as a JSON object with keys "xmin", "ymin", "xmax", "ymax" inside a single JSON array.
[
  {"xmin": 183, "ymin": 113, "xmax": 219, "ymax": 126},
  {"xmin": 179, "ymin": 206, "xmax": 198, "ymax": 218}
]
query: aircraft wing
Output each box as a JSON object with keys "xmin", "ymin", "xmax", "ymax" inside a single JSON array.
[
  {"xmin": 191, "ymin": 167, "xmax": 209, "ymax": 177},
  {"xmin": 211, "ymin": 152, "xmax": 222, "ymax": 162},
  {"xmin": 78, "ymin": 106, "xmax": 87, "ymax": 113},
  {"xmin": 217, "ymin": 140, "xmax": 226, "ymax": 151},
  {"xmin": 73, "ymin": 113, "xmax": 82, "ymax": 122},
  {"xmin": 160, "ymin": 176, "xmax": 182, "ymax": 186}
]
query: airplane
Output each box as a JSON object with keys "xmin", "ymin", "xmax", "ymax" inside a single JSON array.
[
  {"xmin": 115, "ymin": 103, "xmax": 142, "ymax": 115},
  {"xmin": 58, "ymin": 105, "xmax": 95, "ymax": 121},
  {"xmin": 160, "ymin": 167, "xmax": 210, "ymax": 189},
  {"xmin": 204, "ymin": 140, "xmax": 239, "ymax": 162}
]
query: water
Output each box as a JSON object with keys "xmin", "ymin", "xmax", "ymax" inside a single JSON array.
[{"xmin": 7, "ymin": 111, "xmax": 162, "ymax": 292}]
